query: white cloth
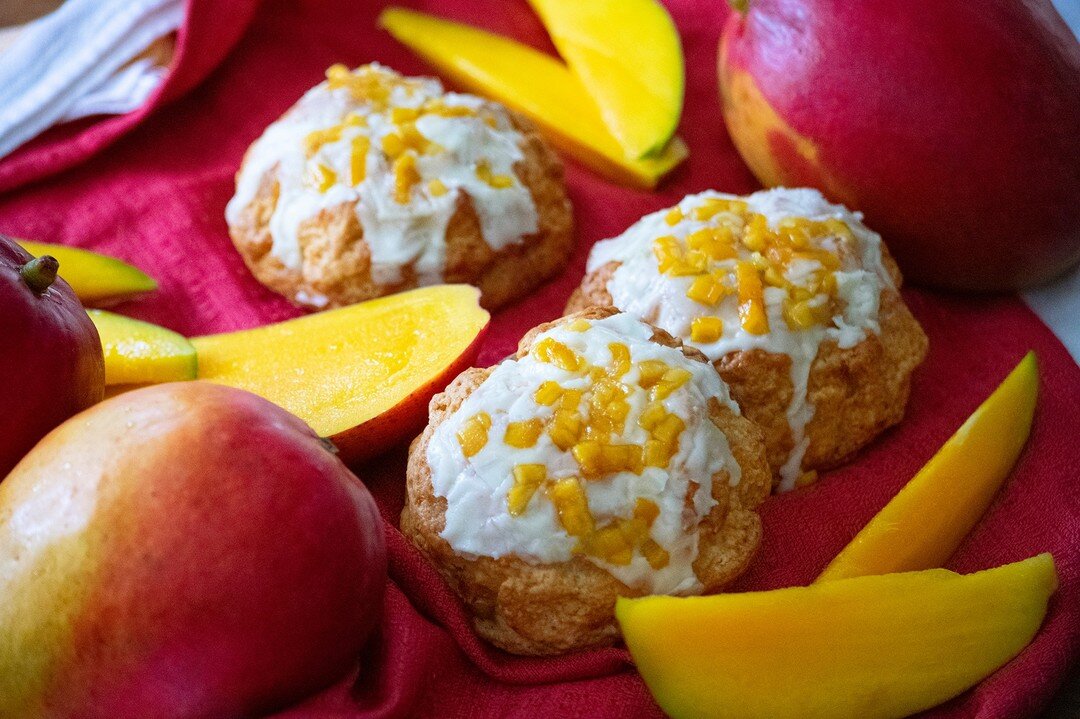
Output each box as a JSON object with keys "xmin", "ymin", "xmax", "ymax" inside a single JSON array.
[{"xmin": 0, "ymin": 0, "xmax": 184, "ymax": 159}]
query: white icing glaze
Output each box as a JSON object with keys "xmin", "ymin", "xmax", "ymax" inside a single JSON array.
[
  {"xmin": 587, "ymin": 188, "xmax": 892, "ymax": 491},
  {"xmin": 225, "ymin": 63, "xmax": 538, "ymax": 288},
  {"xmin": 426, "ymin": 313, "xmax": 743, "ymax": 596}
]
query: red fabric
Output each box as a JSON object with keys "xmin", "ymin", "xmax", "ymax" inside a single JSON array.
[{"xmin": 0, "ymin": 1, "xmax": 1077, "ymax": 717}]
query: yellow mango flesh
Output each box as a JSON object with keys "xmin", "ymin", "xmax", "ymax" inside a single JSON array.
[
  {"xmin": 191, "ymin": 285, "xmax": 489, "ymax": 458},
  {"xmin": 526, "ymin": 0, "xmax": 683, "ymax": 159},
  {"xmin": 617, "ymin": 554, "xmax": 1057, "ymax": 719},
  {"xmin": 87, "ymin": 310, "xmax": 197, "ymax": 385},
  {"xmin": 378, "ymin": 7, "xmax": 687, "ymax": 189},
  {"xmin": 16, "ymin": 240, "xmax": 156, "ymax": 308},
  {"xmin": 818, "ymin": 352, "xmax": 1039, "ymax": 581}
]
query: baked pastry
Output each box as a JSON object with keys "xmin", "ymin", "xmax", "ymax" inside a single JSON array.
[
  {"xmin": 225, "ymin": 63, "xmax": 573, "ymax": 310},
  {"xmin": 402, "ymin": 308, "xmax": 771, "ymax": 656},
  {"xmin": 568, "ymin": 188, "xmax": 928, "ymax": 491}
]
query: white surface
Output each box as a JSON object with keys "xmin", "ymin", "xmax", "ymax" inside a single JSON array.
[
  {"xmin": 0, "ymin": 0, "xmax": 182, "ymax": 159},
  {"xmin": 1023, "ymin": 1, "xmax": 1080, "ymax": 364}
]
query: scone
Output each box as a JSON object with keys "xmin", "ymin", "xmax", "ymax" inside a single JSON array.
[
  {"xmin": 402, "ymin": 308, "xmax": 771, "ymax": 656},
  {"xmin": 226, "ymin": 63, "xmax": 573, "ymax": 310},
  {"xmin": 567, "ymin": 188, "xmax": 928, "ymax": 491}
]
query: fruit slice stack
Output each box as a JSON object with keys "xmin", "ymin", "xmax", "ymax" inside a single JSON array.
[{"xmin": 379, "ymin": 0, "xmax": 687, "ymax": 189}]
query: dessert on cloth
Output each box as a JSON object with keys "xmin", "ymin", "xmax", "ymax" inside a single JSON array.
[
  {"xmin": 402, "ymin": 308, "xmax": 770, "ymax": 655},
  {"xmin": 226, "ymin": 63, "xmax": 573, "ymax": 310},
  {"xmin": 569, "ymin": 188, "xmax": 928, "ymax": 490}
]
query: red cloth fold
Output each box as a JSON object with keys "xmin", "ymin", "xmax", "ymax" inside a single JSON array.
[{"xmin": 0, "ymin": 1, "xmax": 1076, "ymax": 717}]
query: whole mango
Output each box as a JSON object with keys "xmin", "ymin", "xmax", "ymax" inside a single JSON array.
[
  {"xmin": 0, "ymin": 235, "xmax": 104, "ymax": 477},
  {"xmin": 719, "ymin": 0, "xmax": 1080, "ymax": 290},
  {"xmin": 0, "ymin": 381, "xmax": 387, "ymax": 718}
]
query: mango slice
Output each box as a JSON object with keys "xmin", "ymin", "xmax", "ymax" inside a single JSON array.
[
  {"xmin": 378, "ymin": 7, "xmax": 687, "ymax": 189},
  {"xmin": 526, "ymin": 0, "xmax": 683, "ymax": 159},
  {"xmin": 191, "ymin": 285, "xmax": 489, "ymax": 463},
  {"xmin": 16, "ymin": 240, "xmax": 157, "ymax": 307},
  {"xmin": 87, "ymin": 310, "xmax": 197, "ymax": 386},
  {"xmin": 617, "ymin": 553, "xmax": 1057, "ymax": 719},
  {"xmin": 817, "ymin": 352, "xmax": 1038, "ymax": 582}
]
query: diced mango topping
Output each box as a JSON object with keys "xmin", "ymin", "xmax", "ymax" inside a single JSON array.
[
  {"xmin": 649, "ymin": 367, "xmax": 692, "ymax": 401},
  {"xmin": 350, "ymin": 135, "xmax": 370, "ymax": 185},
  {"xmin": 639, "ymin": 537, "xmax": 671, "ymax": 569},
  {"xmin": 457, "ymin": 411, "xmax": 491, "ymax": 457},
  {"xmin": 651, "ymin": 197, "xmax": 852, "ymax": 334},
  {"xmin": 318, "ymin": 64, "xmax": 526, "ymax": 208},
  {"xmin": 468, "ymin": 326, "xmax": 706, "ymax": 572},
  {"xmin": 686, "ymin": 273, "xmax": 726, "ymax": 307},
  {"xmin": 694, "ymin": 197, "xmax": 748, "ymax": 221},
  {"xmin": 608, "ymin": 342, "xmax": 631, "ymax": 378},
  {"xmin": 422, "ymin": 99, "xmax": 478, "ymax": 118},
  {"xmin": 736, "ymin": 260, "xmax": 769, "ymax": 335},
  {"xmin": 311, "ymin": 163, "xmax": 337, "ymax": 193},
  {"xmin": 504, "ymin": 418, "xmax": 544, "ymax": 448},
  {"xmin": 568, "ymin": 318, "xmax": 592, "ymax": 332},
  {"xmin": 547, "ymin": 477, "xmax": 594, "ymax": 537},
  {"xmin": 508, "ymin": 464, "xmax": 546, "ymax": 516},
  {"xmin": 634, "ymin": 498, "xmax": 660, "ymax": 525},
  {"xmin": 691, "ymin": 316, "xmax": 724, "ymax": 343},
  {"xmin": 534, "ymin": 380, "xmax": 564, "ymax": 405},
  {"xmin": 392, "ymin": 153, "xmax": 421, "ymax": 204},
  {"xmin": 304, "ymin": 125, "xmax": 345, "ymax": 157},
  {"xmin": 534, "ymin": 338, "xmax": 583, "ymax": 372},
  {"xmin": 475, "ymin": 160, "xmax": 515, "ymax": 189},
  {"xmin": 572, "ymin": 441, "xmax": 644, "ymax": 478}
]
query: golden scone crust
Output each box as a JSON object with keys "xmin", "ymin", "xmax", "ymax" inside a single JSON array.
[
  {"xmin": 566, "ymin": 253, "xmax": 928, "ymax": 482},
  {"xmin": 229, "ymin": 112, "xmax": 574, "ymax": 311},
  {"xmin": 401, "ymin": 307, "xmax": 771, "ymax": 656}
]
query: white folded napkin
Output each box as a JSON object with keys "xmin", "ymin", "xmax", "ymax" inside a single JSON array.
[{"xmin": 0, "ymin": 0, "xmax": 185, "ymax": 160}]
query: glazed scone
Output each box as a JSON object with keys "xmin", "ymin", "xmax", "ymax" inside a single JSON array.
[
  {"xmin": 226, "ymin": 63, "xmax": 573, "ymax": 310},
  {"xmin": 567, "ymin": 188, "xmax": 928, "ymax": 491},
  {"xmin": 402, "ymin": 308, "xmax": 771, "ymax": 656}
]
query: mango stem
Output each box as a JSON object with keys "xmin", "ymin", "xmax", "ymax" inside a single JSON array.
[
  {"xmin": 728, "ymin": 0, "xmax": 749, "ymax": 12},
  {"xmin": 20, "ymin": 255, "xmax": 59, "ymax": 295}
]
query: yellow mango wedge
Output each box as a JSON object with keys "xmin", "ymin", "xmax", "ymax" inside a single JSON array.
[
  {"xmin": 526, "ymin": 0, "xmax": 683, "ymax": 159},
  {"xmin": 817, "ymin": 352, "xmax": 1039, "ymax": 582},
  {"xmin": 192, "ymin": 285, "xmax": 489, "ymax": 464},
  {"xmin": 87, "ymin": 310, "xmax": 197, "ymax": 386},
  {"xmin": 16, "ymin": 240, "xmax": 156, "ymax": 307},
  {"xmin": 378, "ymin": 7, "xmax": 687, "ymax": 190},
  {"xmin": 617, "ymin": 553, "xmax": 1057, "ymax": 719}
]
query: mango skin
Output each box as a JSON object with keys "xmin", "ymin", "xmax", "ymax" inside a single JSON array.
[
  {"xmin": 618, "ymin": 554, "xmax": 1058, "ymax": 719},
  {"xmin": 0, "ymin": 236, "xmax": 104, "ymax": 478},
  {"xmin": 0, "ymin": 382, "xmax": 387, "ymax": 719},
  {"xmin": 719, "ymin": 0, "xmax": 1080, "ymax": 291}
]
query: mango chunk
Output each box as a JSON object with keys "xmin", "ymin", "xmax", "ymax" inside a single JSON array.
[
  {"xmin": 378, "ymin": 7, "xmax": 687, "ymax": 189},
  {"xmin": 526, "ymin": 0, "xmax": 683, "ymax": 159},
  {"xmin": 16, "ymin": 240, "xmax": 156, "ymax": 307},
  {"xmin": 817, "ymin": 352, "xmax": 1038, "ymax": 582},
  {"xmin": 617, "ymin": 553, "xmax": 1057, "ymax": 719},
  {"xmin": 87, "ymin": 310, "xmax": 197, "ymax": 385},
  {"xmin": 192, "ymin": 285, "xmax": 489, "ymax": 463}
]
